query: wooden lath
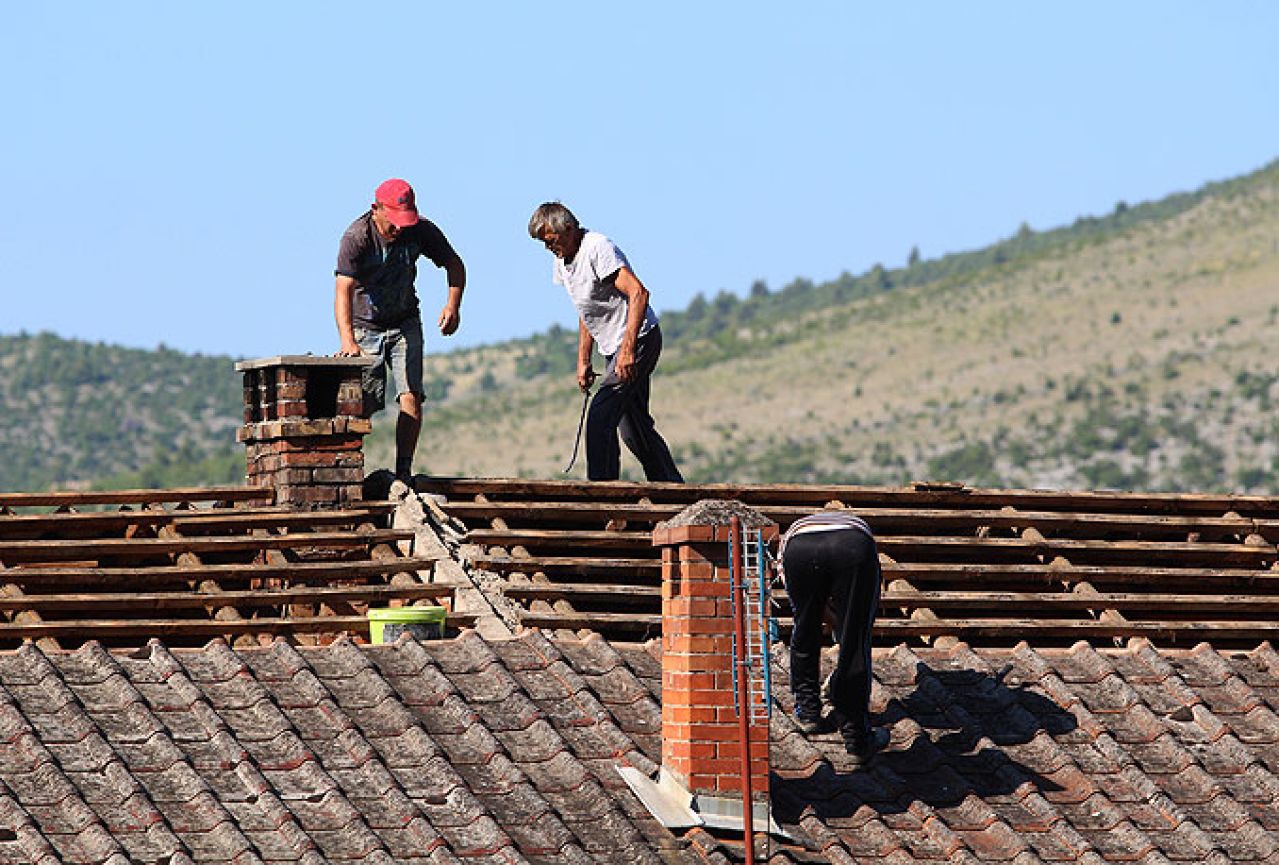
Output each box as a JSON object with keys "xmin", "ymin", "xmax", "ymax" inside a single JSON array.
[
  {"xmin": 427, "ymin": 477, "xmax": 1279, "ymax": 647},
  {"xmin": 0, "ymin": 485, "xmax": 455, "ymax": 649}
]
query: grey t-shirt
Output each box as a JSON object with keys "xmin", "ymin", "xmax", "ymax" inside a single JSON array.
[
  {"xmin": 553, "ymin": 230, "xmax": 658, "ymax": 357},
  {"xmin": 336, "ymin": 212, "xmax": 457, "ymax": 329}
]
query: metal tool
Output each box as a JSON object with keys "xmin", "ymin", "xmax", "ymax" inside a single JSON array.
[{"xmin": 563, "ymin": 386, "xmax": 592, "ymax": 473}]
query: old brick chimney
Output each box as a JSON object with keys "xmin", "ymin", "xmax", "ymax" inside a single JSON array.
[
  {"xmin": 647, "ymin": 500, "xmax": 778, "ymax": 830},
  {"xmin": 236, "ymin": 355, "xmax": 373, "ymax": 508}
]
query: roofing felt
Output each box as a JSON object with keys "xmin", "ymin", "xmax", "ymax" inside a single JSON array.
[{"xmin": 2, "ymin": 630, "xmax": 1279, "ymax": 864}]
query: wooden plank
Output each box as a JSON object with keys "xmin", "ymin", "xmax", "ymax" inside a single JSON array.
[
  {"xmin": 503, "ymin": 583, "xmax": 1279, "ymax": 615},
  {"xmin": 884, "ymin": 562, "xmax": 1279, "ymax": 587},
  {"xmin": 469, "ymin": 555, "xmax": 660, "ymax": 575},
  {"xmin": 872, "ymin": 618, "xmax": 1279, "ymax": 641},
  {"xmin": 0, "ymin": 486, "xmax": 274, "ymax": 509},
  {"xmin": 519, "ymin": 611, "xmax": 662, "ymax": 631},
  {"xmin": 441, "ymin": 500, "xmax": 1262, "ymax": 539},
  {"xmin": 0, "ymin": 557, "xmax": 440, "ymax": 587},
  {"xmin": 464, "ymin": 528, "xmax": 1276, "ymax": 565},
  {"xmin": 0, "ymin": 530, "xmax": 417, "ymax": 563},
  {"xmin": 466, "ymin": 528, "xmax": 651, "ymax": 549},
  {"xmin": 515, "ymin": 610, "xmax": 1279, "ymax": 643},
  {"xmin": 0, "ymin": 505, "xmax": 397, "ymax": 537},
  {"xmin": 473, "ymin": 557, "xmax": 1279, "ymax": 589},
  {"xmin": 0, "ymin": 613, "xmax": 477, "ymax": 640},
  {"xmin": 505, "ymin": 583, "xmax": 660, "ymax": 601},
  {"xmin": 878, "ymin": 591, "xmax": 1279, "ymax": 614},
  {"xmin": 420, "ymin": 476, "xmax": 1279, "ymax": 517},
  {"xmin": 0, "ymin": 583, "xmax": 456, "ymax": 612},
  {"xmin": 875, "ymin": 536, "xmax": 1276, "ymax": 566}
]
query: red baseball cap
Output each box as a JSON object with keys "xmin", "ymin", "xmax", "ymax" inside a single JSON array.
[{"xmin": 374, "ymin": 178, "xmax": 420, "ymax": 228}]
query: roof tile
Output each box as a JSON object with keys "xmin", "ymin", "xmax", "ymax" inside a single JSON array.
[{"xmin": 7, "ymin": 624, "xmax": 1279, "ymax": 863}]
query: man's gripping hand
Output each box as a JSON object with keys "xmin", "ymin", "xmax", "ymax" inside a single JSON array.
[
  {"xmin": 438, "ymin": 303, "xmax": 461, "ymax": 336},
  {"xmin": 577, "ymin": 363, "xmax": 597, "ymax": 393}
]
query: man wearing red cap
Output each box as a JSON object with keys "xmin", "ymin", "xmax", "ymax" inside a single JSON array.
[{"xmin": 335, "ymin": 178, "xmax": 466, "ymax": 481}]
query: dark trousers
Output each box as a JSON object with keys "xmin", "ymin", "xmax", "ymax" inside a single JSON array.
[
  {"xmin": 782, "ymin": 529, "xmax": 881, "ymax": 736},
  {"xmin": 587, "ymin": 326, "xmax": 684, "ymax": 483}
]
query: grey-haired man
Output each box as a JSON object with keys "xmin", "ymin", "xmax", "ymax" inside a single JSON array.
[{"xmin": 528, "ymin": 202, "xmax": 683, "ymax": 483}]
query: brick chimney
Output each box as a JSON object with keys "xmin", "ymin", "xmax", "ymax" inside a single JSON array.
[
  {"xmin": 650, "ymin": 500, "xmax": 778, "ymax": 825},
  {"xmin": 236, "ymin": 355, "xmax": 373, "ymax": 508}
]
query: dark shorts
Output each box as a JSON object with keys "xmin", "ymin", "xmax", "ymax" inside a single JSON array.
[{"xmin": 354, "ymin": 319, "xmax": 424, "ymax": 414}]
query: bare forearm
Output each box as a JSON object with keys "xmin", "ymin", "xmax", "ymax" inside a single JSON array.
[
  {"xmin": 445, "ymin": 257, "xmax": 466, "ymax": 308},
  {"xmin": 621, "ymin": 287, "xmax": 648, "ymax": 354},
  {"xmin": 334, "ymin": 277, "xmax": 361, "ymax": 355},
  {"xmin": 577, "ymin": 319, "xmax": 594, "ymax": 367}
]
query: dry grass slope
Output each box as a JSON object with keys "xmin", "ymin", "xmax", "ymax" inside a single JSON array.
[{"xmin": 375, "ymin": 170, "xmax": 1279, "ymax": 492}]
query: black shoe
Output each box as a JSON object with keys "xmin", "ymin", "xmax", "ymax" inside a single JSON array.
[
  {"xmin": 794, "ymin": 709, "xmax": 825, "ymax": 734},
  {"xmin": 844, "ymin": 726, "xmax": 889, "ymax": 765},
  {"xmin": 794, "ymin": 695, "xmax": 828, "ymax": 734}
]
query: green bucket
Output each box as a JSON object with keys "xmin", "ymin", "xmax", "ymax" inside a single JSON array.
[{"xmin": 367, "ymin": 606, "xmax": 447, "ymax": 644}]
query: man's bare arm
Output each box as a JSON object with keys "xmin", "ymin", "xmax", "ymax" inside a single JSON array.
[
  {"xmin": 577, "ymin": 318, "xmax": 597, "ymax": 391},
  {"xmin": 611, "ymin": 266, "xmax": 650, "ymax": 383},
  {"xmin": 438, "ymin": 254, "xmax": 466, "ymax": 336},
  {"xmin": 334, "ymin": 275, "xmax": 362, "ymax": 356}
]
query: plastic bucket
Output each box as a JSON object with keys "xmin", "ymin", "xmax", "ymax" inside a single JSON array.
[{"xmin": 367, "ymin": 606, "xmax": 447, "ymax": 644}]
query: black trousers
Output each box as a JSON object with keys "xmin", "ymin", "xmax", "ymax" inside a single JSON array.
[
  {"xmin": 782, "ymin": 528, "xmax": 881, "ymax": 736},
  {"xmin": 587, "ymin": 326, "xmax": 684, "ymax": 483}
]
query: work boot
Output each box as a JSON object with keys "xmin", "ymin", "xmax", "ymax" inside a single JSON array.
[
  {"xmin": 793, "ymin": 694, "xmax": 828, "ymax": 734},
  {"xmin": 843, "ymin": 725, "xmax": 889, "ymax": 766}
]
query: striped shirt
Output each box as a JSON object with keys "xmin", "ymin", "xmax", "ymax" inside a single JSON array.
[{"xmin": 778, "ymin": 510, "xmax": 874, "ymax": 561}]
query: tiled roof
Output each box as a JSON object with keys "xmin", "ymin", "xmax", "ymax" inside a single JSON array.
[{"xmin": 2, "ymin": 631, "xmax": 1279, "ymax": 863}]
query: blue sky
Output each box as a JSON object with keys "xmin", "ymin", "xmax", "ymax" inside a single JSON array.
[{"xmin": 2, "ymin": 2, "xmax": 1276, "ymax": 359}]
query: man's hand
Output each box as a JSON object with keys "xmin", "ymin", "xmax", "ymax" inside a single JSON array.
[
  {"xmin": 337, "ymin": 337, "xmax": 364, "ymax": 358},
  {"xmin": 438, "ymin": 303, "xmax": 461, "ymax": 336},
  {"xmin": 614, "ymin": 345, "xmax": 637, "ymax": 383},
  {"xmin": 577, "ymin": 362, "xmax": 597, "ymax": 392}
]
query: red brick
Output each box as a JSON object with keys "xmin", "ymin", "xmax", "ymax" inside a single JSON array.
[
  {"xmin": 662, "ymin": 635, "xmax": 724, "ymax": 655},
  {"xmin": 277, "ymin": 451, "xmax": 339, "ymax": 468},
  {"xmin": 663, "ymin": 671, "xmax": 717, "ymax": 691},
  {"xmin": 652, "ymin": 524, "xmax": 717, "ymax": 546},
  {"xmin": 276, "ymin": 400, "xmax": 308, "ymax": 418},
  {"xmin": 275, "ymin": 436, "xmax": 364, "ymax": 452},
  {"xmin": 717, "ymin": 740, "xmax": 769, "ymax": 760},
  {"xmin": 662, "ymin": 704, "xmax": 718, "ymax": 724},
  {"xmin": 277, "ymin": 469, "xmax": 315, "ymax": 485},
  {"xmin": 672, "ymin": 562, "xmax": 715, "ymax": 579},
  {"xmin": 684, "ymin": 689, "xmax": 736, "ymax": 708},
  {"xmin": 314, "ymin": 467, "xmax": 363, "ymax": 484},
  {"xmin": 665, "ymin": 598, "xmax": 720, "ymax": 618},
  {"xmin": 664, "ymin": 740, "xmax": 717, "ymax": 761},
  {"xmin": 279, "ymin": 486, "xmax": 338, "ymax": 504}
]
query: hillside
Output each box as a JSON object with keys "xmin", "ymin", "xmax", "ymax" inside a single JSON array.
[
  {"xmin": 0, "ymin": 334, "xmax": 243, "ymax": 491},
  {"xmin": 3, "ymin": 158, "xmax": 1277, "ymax": 493},
  {"xmin": 397, "ymin": 158, "xmax": 1279, "ymax": 492}
]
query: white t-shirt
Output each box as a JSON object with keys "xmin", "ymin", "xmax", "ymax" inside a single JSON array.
[{"xmin": 553, "ymin": 231, "xmax": 659, "ymax": 357}]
